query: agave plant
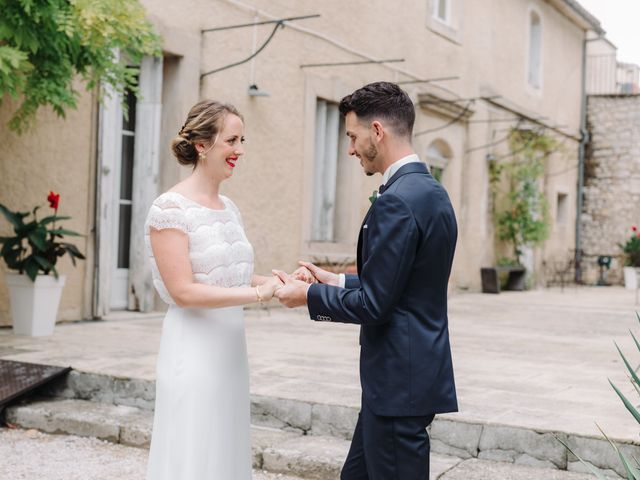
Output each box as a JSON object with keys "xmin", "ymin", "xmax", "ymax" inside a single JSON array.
[{"xmin": 559, "ymin": 312, "xmax": 640, "ymax": 479}]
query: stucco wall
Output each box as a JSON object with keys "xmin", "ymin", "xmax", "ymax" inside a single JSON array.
[
  {"xmin": 0, "ymin": 88, "xmax": 97, "ymax": 327},
  {"xmin": 142, "ymin": 0, "xmax": 586, "ymax": 290},
  {"xmin": 0, "ymin": 0, "xmax": 591, "ymax": 327},
  {"xmin": 581, "ymin": 95, "xmax": 640, "ymax": 284}
]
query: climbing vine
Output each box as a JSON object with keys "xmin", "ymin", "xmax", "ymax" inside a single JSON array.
[{"xmin": 489, "ymin": 128, "xmax": 559, "ymax": 265}]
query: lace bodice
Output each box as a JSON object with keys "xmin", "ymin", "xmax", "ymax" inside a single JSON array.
[{"xmin": 144, "ymin": 192, "xmax": 254, "ymax": 305}]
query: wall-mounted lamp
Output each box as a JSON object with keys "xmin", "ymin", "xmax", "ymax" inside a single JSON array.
[
  {"xmin": 248, "ymin": 84, "xmax": 270, "ymax": 97},
  {"xmin": 486, "ymin": 153, "xmax": 496, "ymax": 162}
]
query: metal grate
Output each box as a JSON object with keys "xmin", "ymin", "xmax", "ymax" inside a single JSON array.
[{"xmin": 0, "ymin": 360, "xmax": 71, "ymax": 408}]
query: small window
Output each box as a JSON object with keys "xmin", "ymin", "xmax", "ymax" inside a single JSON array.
[
  {"xmin": 433, "ymin": 0, "xmax": 450, "ymax": 24},
  {"xmin": 311, "ymin": 99, "xmax": 351, "ymax": 243},
  {"xmin": 528, "ymin": 11, "xmax": 542, "ymax": 89},
  {"xmin": 426, "ymin": 140, "xmax": 452, "ymax": 184},
  {"xmin": 556, "ymin": 192, "xmax": 568, "ymax": 225}
]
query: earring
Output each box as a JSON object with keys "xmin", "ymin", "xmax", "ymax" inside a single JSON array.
[{"xmin": 199, "ymin": 151, "xmax": 206, "ymax": 162}]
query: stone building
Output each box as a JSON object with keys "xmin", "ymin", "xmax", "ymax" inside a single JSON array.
[
  {"xmin": 0, "ymin": 0, "xmax": 603, "ymax": 326},
  {"xmin": 580, "ymin": 94, "xmax": 640, "ymax": 284}
]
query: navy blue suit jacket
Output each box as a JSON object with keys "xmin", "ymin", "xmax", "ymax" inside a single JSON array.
[{"xmin": 307, "ymin": 162, "xmax": 458, "ymax": 417}]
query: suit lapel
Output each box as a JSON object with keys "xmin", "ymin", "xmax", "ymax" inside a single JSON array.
[
  {"xmin": 357, "ymin": 204, "xmax": 375, "ymax": 273},
  {"xmin": 355, "ymin": 162, "xmax": 428, "ymax": 272}
]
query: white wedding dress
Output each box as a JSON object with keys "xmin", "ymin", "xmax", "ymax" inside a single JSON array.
[{"xmin": 144, "ymin": 191, "xmax": 254, "ymax": 480}]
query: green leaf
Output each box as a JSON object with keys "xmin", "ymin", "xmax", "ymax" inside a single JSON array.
[
  {"xmin": 27, "ymin": 230, "xmax": 47, "ymax": 251},
  {"xmin": 615, "ymin": 342, "xmax": 640, "ymax": 389},
  {"xmin": 556, "ymin": 436, "xmax": 608, "ymax": 479},
  {"xmin": 1, "ymin": 237, "xmax": 21, "ymax": 253},
  {"xmin": 33, "ymin": 254, "xmax": 53, "ymax": 271},
  {"xmin": 629, "ymin": 373, "xmax": 640, "ymax": 398},
  {"xmin": 49, "ymin": 228, "xmax": 82, "ymax": 237},
  {"xmin": 609, "ymin": 379, "xmax": 640, "ymax": 425},
  {"xmin": 0, "ymin": 204, "xmax": 27, "ymax": 228},
  {"xmin": 16, "ymin": 220, "xmax": 38, "ymax": 236},
  {"xmin": 40, "ymin": 215, "xmax": 70, "ymax": 226},
  {"xmin": 61, "ymin": 242, "xmax": 85, "ymax": 259},
  {"xmin": 630, "ymin": 330, "xmax": 640, "ymax": 355},
  {"xmin": 23, "ymin": 256, "xmax": 39, "ymax": 281},
  {"xmin": 0, "ymin": 0, "xmax": 161, "ymax": 133},
  {"xmin": 596, "ymin": 425, "xmax": 640, "ymax": 480}
]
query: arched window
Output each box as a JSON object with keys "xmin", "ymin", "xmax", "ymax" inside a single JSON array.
[
  {"xmin": 426, "ymin": 140, "xmax": 452, "ymax": 183},
  {"xmin": 433, "ymin": 0, "xmax": 450, "ymax": 24},
  {"xmin": 528, "ymin": 11, "xmax": 542, "ymax": 89}
]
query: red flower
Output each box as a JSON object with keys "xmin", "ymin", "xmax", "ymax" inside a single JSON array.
[
  {"xmin": 47, "ymin": 191, "xmax": 60, "ymax": 210},
  {"xmin": 637, "ymin": 233, "xmax": 640, "ymax": 239},
  {"xmin": 633, "ymin": 226, "xmax": 638, "ymax": 232}
]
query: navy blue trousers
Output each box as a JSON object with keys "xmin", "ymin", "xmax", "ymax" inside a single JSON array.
[{"xmin": 340, "ymin": 402, "xmax": 435, "ymax": 480}]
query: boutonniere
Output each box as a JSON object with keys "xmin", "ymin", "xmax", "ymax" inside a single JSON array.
[{"xmin": 369, "ymin": 190, "xmax": 378, "ymax": 205}]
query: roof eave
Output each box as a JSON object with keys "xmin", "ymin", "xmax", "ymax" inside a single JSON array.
[{"xmin": 549, "ymin": 0, "xmax": 605, "ymax": 35}]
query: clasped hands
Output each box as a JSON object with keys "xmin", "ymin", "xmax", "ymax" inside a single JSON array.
[{"xmin": 259, "ymin": 261, "xmax": 341, "ymax": 308}]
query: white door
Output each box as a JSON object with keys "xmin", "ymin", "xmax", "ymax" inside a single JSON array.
[{"xmin": 96, "ymin": 56, "xmax": 163, "ymax": 316}]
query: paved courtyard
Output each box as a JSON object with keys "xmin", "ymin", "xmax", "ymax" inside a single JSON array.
[{"xmin": 0, "ymin": 286, "xmax": 638, "ymax": 444}]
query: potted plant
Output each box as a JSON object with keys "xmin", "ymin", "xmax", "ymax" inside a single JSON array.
[
  {"xmin": 0, "ymin": 192, "xmax": 85, "ymax": 336},
  {"xmin": 487, "ymin": 129, "xmax": 555, "ymax": 290},
  {"xmin": 620, "ymin": 226, "xmax": 640, "ymax": 290}
]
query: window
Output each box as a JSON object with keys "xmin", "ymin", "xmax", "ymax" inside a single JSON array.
[
  {"xmin": 117, "ymin": 87, "xmax": 136, "ymax": 269},
  {"xmin": 556, "ymin": 192, "xmax": 568, "ymax": 225},
  {"xmin": 433, "ymin": 0, "xmax": 450, "ymax": 24},
  {"xmin": 426, "ymin": 140, "xmax": 452, "ymax": 184},
  {"xmin": 528, "ymin": 11, "xmax": 542, "ymax": 89},
  {"xmin": 311, "ymin": 99, "xmax": 350, "ymax": 243}
]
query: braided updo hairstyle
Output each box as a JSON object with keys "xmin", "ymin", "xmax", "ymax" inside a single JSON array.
[{"xmin": 171, "ymin": 100, "xmax": 243, "ymax": 168}]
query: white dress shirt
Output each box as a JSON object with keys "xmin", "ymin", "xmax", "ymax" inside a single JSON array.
[
  {"xmin": 380, "ymin": 153, "xmax": 422, "ymax": 187},
  {"xmin": 337, "ymin": 153, "xmax": 423, "ymax": 288}
]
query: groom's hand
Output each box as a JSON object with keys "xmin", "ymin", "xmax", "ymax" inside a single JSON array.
[
  {"xmin": 272, "ymin": 270, "xmax": 311, "ymax": 308},
  {"xmin": 298, "ymin": 261, "xmax": 341, "ymax": 286},
  {"xmin": 291, "ymin": 266, "xmax": 316, "ymax": 284}
]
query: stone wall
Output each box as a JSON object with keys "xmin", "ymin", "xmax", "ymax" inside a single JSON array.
[{"xmin": 581, "ymin": 95, "xmax": 640, "ymax": 284}]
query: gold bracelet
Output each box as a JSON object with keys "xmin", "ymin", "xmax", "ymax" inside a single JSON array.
[{"xmin": 255, "ymin": 285, "xmax": 264, "ymax": 303}]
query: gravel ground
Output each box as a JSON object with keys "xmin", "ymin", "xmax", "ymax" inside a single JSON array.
[{"xmin": 0, "ymin": 428, "xmax": 304, "ymax": 480}]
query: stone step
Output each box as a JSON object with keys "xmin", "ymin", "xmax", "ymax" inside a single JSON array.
[
  {"xmin": 0, "ymin": 427, "xmax": 309, "ymax": 480},
  {"xmin": 4, "ymin": 398, "xmax": 463, "ymax": 479},
  {"xmin": 36, "ymin": 370, "xmax": 635, "ymax": 479},
  {"xmin": 1, "ymin": 426, "xmax": 605, "ymax": 480}
]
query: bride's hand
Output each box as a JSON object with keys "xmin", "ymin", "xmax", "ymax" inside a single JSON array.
[
  {"xmin": 258, "ymin": 276, "xmax": 284, "ymax": 301},
  {"xmin": 292, "ymin": 266, "xmax": 317, "ymax": 284}
]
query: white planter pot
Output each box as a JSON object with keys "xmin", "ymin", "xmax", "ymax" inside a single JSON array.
[
  {"xmin": 623, "ymin": 267, "xmax": 640, "ymax": 290},
  {"xmin": 5, "ymin": 273, "xmax": 66, "ymax": 336}
]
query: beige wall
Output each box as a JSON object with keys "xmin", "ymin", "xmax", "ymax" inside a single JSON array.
[
  {"xmin": 0, "ymin": 0, "xmax": 593, "ymax": 328},
  {"xmin": 0, "ymin": 88, "xmax": 97, "ymax": 326},
  {"xmin": 137, "ymin": 0, "xmax": 586, "ymax": 292}
]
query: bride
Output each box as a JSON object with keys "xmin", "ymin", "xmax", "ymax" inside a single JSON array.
[{"xmin": 144, "ymin": 100, "xmax": 283, "ymax": 479}]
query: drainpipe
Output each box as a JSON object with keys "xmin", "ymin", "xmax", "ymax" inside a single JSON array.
[
  {"xmin": 575, "ymin": 34, "xmax": 588, "ymax": 283},
  {"xmin": 576, "ymin": 31, "xmax": 606, "ymax": 283}
]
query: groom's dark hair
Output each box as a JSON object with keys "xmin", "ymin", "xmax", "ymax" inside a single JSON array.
[{"xmin": 339, "ymin": 82, "xmax": 415, "ymax": 138}]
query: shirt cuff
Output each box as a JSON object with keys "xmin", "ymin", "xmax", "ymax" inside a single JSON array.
[{"xmin": 338, "ymin": 273, "xmax": 346, "ymax": 288}]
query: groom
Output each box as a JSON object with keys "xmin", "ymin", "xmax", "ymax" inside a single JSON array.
[{"xmin": 274, "ymin": 81, "xmax": 458, "ymax": 479}]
